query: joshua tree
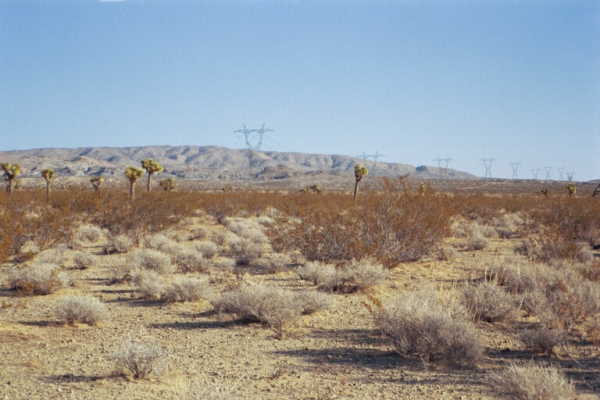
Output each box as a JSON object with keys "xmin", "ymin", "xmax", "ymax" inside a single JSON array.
[
  {"xmin": 124, "ymin": 166, "xmax": 144, "ymax": 200},
  {"xmin": 159, "ymin": 178, "xmax": 176, "ymax": 192},
  {"xmin": 1, "ymin": 163, "xmax": 22, "ymax": 194},
  {"xmin": 40, "ymin": 168, "xmax": 55, "ymax": 202},
  {"xmin": 141, "ymin": 159, "xmax": 164, "ymax": 192},
  {"xmin": 90, "ymin": 176, "xmax": 105, "ymax": 192},
  {"xmin": 540, "ymin": 188, "xmax": 549, "ymax": 198},
  {"xmin": 353, "ymin": 164, "xmax": 369, "ymax": 201},
  {"xmin": 566, "ymin": 183, "xmax": 576, "ymax": 198}
]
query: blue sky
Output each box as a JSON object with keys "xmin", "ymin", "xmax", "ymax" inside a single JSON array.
[{"xmin": 1, "ymin": 0, "xmax": 598, "ymax": 180}]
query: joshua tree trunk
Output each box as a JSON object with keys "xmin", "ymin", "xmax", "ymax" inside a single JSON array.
[
  {"xmin": 6, "ymin": 179, "xmax": 13, "ymax": 194},
  {"xmin": 129, "ymin": 182, "xmax": 136, "ymax": 201},
  {"xmin": 146, "ymin": 173, "xmax": 152, "ymax": 192},
  {"xmin": 45, "ymin": 182, "xmax": 51, "ymax": 203},
  {"xmin": 353, "ymin": 180, "xmax": 360, "ymax": 201}
]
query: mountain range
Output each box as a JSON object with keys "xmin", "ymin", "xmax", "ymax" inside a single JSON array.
[{"xmin": 0, "ymin": 145, "xmax": 478, "ymax": 181}]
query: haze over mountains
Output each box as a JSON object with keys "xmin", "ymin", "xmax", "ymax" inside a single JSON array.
[{"xmin": 0, "ymin": 145, "xmax": 477, "ymax": 181}]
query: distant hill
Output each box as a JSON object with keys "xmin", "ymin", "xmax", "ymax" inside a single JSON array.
[{"xmin": 0, "ymin": 145, "xmax": 478, "ymax": 181}]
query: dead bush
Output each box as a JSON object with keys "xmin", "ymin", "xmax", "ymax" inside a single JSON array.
[
  {"xmin": 55, "ymin": 295, "xmax": 108, "ymax": 325},
  {"xmin": 461, "ymin": 282, "xmax": 517, "ymax": 322},
  {"xmin": 492, "ymin": 212, "xmax": 524, "ymax": 239},
  {"xmin": 437, "ymin": 246, "xmax": 458, "ymax": 261},
  {"xmin": 105, "ymin": 234, "xmax": 134, "ymax": 254},
  {"xmin": 375, "ymin": 289, "xmax": 483, "ymax": 367},
  {"xmin": 112, "ymin": 339, "xmax": 168, "ymax": 379},
  {"xmin": 295, "ymin": 290, "xmax": 333, "ymax": 314},
  {"xmin": 8, "ymin": 263, "xmax": 70, "ymax": 295},
  {"xmin": 163, "ymin": 276, "xmax": 213, "ymax": 303},
  {"xmin": 171, "ymin": 247, "xmax": 206, "ymax": 272},
  {"xmin": 194, "ymin": 240, "xmax": 218, "ymax": 259},
  {"xmin": 270, "ymin": 182, "xmax": 452, "ymax": 267},
  {"xmin": 129, "ymin": 249, "xmax": 175, "ymax": 274},
  {"xmin": 462, "ymin": 223, "xmax": 489, "ymax": 251},
  {"xmin": 520, "ymin": 327, "xmax": 564, "ymax": 356},
  {"xmin": 72, "ymin": 251, "xmax": 96, "ymax": 270},
  {"xmin": 297, "ymin": 259, "xmax": 388, "ymax": 293},
  {"xmin": 228, "ymin": 238, "xmax": 265, "ymax": 265},
  {"xmin": 72, "ymin": 224, "xmax": 105, "ymax": 247},
  {"xmin": 212, "ymin": 284, "xmax": 304, "ymax": 338},
  {"xmin": 489, "ymin": 362, "xmax": 576, "ymax": 400},
  {"xmin": 133, "ymin": 270, "xmax": 166, "ymax": 300}
]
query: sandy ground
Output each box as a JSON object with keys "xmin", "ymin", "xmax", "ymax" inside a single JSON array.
[{"xmin": 1, "ymin": 217, "xmax": 600, "ymax": 400}]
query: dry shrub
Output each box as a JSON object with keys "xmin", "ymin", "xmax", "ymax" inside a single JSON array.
[
  {"xmin": 213, "ymin": 284, "xmax": 307, "ymax": 338},
  {"xmin": 105, "ymin": 234, "xmax": 134, "ymax": 254},
  {"xmin": 129, "ymin": 249, "xmax": 175, "ymax": 274},
  {"xmin": 55, "ymin": 295, "xmax": 108, "ymax": 325},
  {"xmin": 35, "ymin": 248, "xmax": 66, "ymax": 264},
  {"xmin": 8, "ymin": 263, "xmax": 70, "ymax": 295},
  {"xmin": 515, "ymin": 233, "xmax": 579, "ymax": 263},
  {"xmin": 112, "ymin": 339, "xmax": 167, "ymax": 379},
  {"xmin": 295, "ymin": 290, "xmax": 333, "ymax": 314},
  {"xmin": 163, "ymin": 276, "xmax": 212, "ymax": 303},
  {"xmin": 228, "ymin": 238, "xmax": 265, "ymax": 266},
  {"xmin": 171, "ymin": 247, "xmax": 206, "ymax": 272},
  {"xmin": 492, "ymin": 212, "xmax": 524, "ymax": 239},
  {"xmin": 486, "ymin": 258, "xmax": 549, "ymax": 294},
  {"xmin": 72, "ymin": 224, "xmax": 105, "ymax": 247},
  {"xmin": 271, "ymin": 181, "xmax": 452, "ymax": 267},
  {"xmin": 194, "ymin": 240, "xmax": 219, "ymax": 259},
  {"xmin": 520, "ymin": 327, "xmax": 564, "ymax": 356},
  {"xmin": 437, "ymin": 246, "xmax": 458, "ymax": 261},
  {"xmin": 252, "ymin": 252, "xmax": 293, "ymax": 272},
  {"xmin": 211, "ymin": 257, "xmax": 236, "ymax": 270},
  {"xmin": 461, "ymin": 282, "xmax": 517, "ymax": 322},
  {"xmin": 297, "ymin": 259, "xmax": 389, "ymax": 293},
  {"xmin": 134, "ymin": 270, "xmax": 166, "ymax": 300},
  {"xmin": 489, "ymin": 362, "xmax": 576, "ymax": 400},
  {"xmin": 461, "ymin": 223, "xmax": 489, "ymax": 251},
  {"xmin": 375, "ymin": 289, "xmax": 483, "ymax": 367},
  {"xmin": 145, "ymin": 234, "xmax": 179, "ymax": 253},
  {"xmin": 72, "ymin": 251, "xmax": 96, "ymax": 270},
  {"xmin": 189, "ymin": 227, "xmax": 208, "ymax": 240}
]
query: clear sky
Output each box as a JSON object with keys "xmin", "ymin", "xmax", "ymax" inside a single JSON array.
[{"xmin": 1, "ymin": 0, "xmax": 598, "ymax": 180}]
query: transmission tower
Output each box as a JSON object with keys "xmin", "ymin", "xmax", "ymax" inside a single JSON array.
[
  {"xmin": 440, "ymin": 158, "xmax": 452, "ymax": 177},
  {"xmin": 566, "ymin": 171, "xmax": 575, "ymax": 182},
  {"xmin": 531, "ymin": 168, "xmax": 540, "ymax": 180},
  {"xmin": 544, "ymin": 166, "xmax": 553, "ymax": 181},
  {"xmin": 481, "ymin": 158, "xmax": 495, "ymax": 179},
  {"xmin": 234, "ymin": 123, "xmax": 274, "ymax": 151},
  {"xmin": 510, "ymin": 162, "xmax": 521, "ymax": 179},
  {"xmin": 557, "ymin": 167, "xmax": 565, "ymax": 181},
  {"xmin": 370, "ymin": 151, "xmax": 385, "ymax": 163}
]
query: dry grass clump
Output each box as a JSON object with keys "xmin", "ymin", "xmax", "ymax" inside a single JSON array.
[
  {"xmin": 463, "ymin": 224, "xmax": 489, "ymax": 251},
  {"xmin": 295, "ymin": 290, "xmax": 333, "ymax": 314},
  {"xmin": 375, "ymin": 289, "xmax": 483, "ymax": 367},
  {"xmin": 297, "ymin": 259, "xmax": 389, "ymax": 293},
  {"xmin": 489, "ymin": 362, "xmax": 576, "ymax": 400},
  {"xmin": 228, "ymin": 237, "xmax": 265, "ymax": 266},
  {"xmin": 163, "ymin": 276, "xmax": 213, "ymax": 303},
  {"xmin": 134, "ymin": 271, "xmax": 212, "ymax": 303},
  {"xmin": 72, "ymin": 224, "xmax": 105, "ymax": 246},
  {"xmin": 485, "ymin": 258, "xmax": 548, "ymax": 294},
  {"xmin": 171, "ymin": 247, "xmax": 206, "ymax": 272},
  {"xmin": 252, "ymin": 252, "xmax": 293, "ymax": 272},
  {"xmin": 492, "ymin": 212, "xmax": 524, "ymax": 239},
  {"xmin": 112, "ymin": 339, "xmax": 168, "ymax": 379},
  {"xmin": 144, "ymin": 234, "xmax": 179, "ymax": 253},
  {"xmin": 72, "ymin": 251, "xmax": 96, "ymax": 270},
  {"xmin": 213, "ymin": 284, "xmax": 326, "ymax": 338},
  {"xmin": 105, "ymin": 234, "xmax": 134, "ymax": 254},
  {"xmin": 519, "ymin": 327, "xmax": 564, "ymax": 356},
  {"xmin": 129, "ymin": 249, "xmax": 175, "ymax": 274},
  {"xmin": 225, "ymin": 218, "xmax": 269, "ymax": 244},
  {"xmin": 8, "ymin": 263, "xmax": 70, "ymax": 295},
  {"xmin": 211, "ymin": 257, "xmax": 237, "ymax": 270},
  {"xmin": 189, "ymin": 227, "xmax": 208, "ymax": 240},
  {"xmin": 35, "ymin": 247, "xmax": 66, "ymax": 264},
  {"xmin": 194, "ymin": 240, "xmax": 219, "ymax": 259},
  {"xmin": 133, "ymin": 270, "xmax": 166, "ymax": 300},
  {"xmin": 55, "ymin": 295, "xmax": 108, "ymax": 325},
  {"xmin": 461, "ymin": 282, "xmax": 517, "ymax": 322},
  {"xmin": 437, "ymin": 246, "xmax": 458, "ymax": 261}
]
